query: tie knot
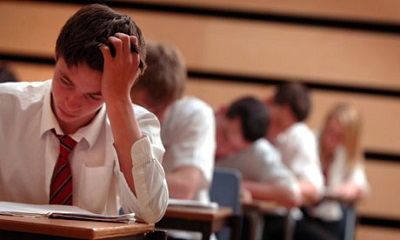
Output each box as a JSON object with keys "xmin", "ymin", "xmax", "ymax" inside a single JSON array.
[
  {"xmin": 60, "ymin": 135, "xmax": 77, "ymax": 150},
  {"xmin": 52, "ymin": 130, "xmax": 77, "ymax": 158}
]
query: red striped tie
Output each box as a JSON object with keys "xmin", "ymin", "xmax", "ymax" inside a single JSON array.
[{"xmin": 50, "ymin": 132, "xmax": 77, "ymax": 205}]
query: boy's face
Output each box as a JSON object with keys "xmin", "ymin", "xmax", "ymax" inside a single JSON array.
[
  {"xmin": 215, "ymin": 111, "xmax": 249, "ymax": 159},
  {"xmin": 51, "ymin": 58, "xmax": 104, "ymax": 134},
  {"xmin": 265, "ymin": 103, "xmax": 293, "ymax": 142}
]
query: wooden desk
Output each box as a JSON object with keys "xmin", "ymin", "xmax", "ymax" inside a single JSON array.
[
  {"xmin": 242, "ymin": 200, "xmax": 294, "ymax": 240},
  {"xmin": 155, "ymin": 206, "xmax": 241, "ymax": 240},
  {"xmin": 0, "ymin": 215, "xmax": 159, "ymax": 240}
]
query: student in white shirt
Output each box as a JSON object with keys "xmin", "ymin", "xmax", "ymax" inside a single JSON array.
[
  {"xmin": 131, "ymin": 42, "xmax": 215, "ymax": 240},
  {"xmin": 265, "ymin": 82, "xmax": 331, "ymax": 240},
  {"xmin": 0, "ymin": 4, "xmax": 168, "ymax": 224},
  {"xmin": 308, "ymin": 103, "xmax": 369, "ymax": 239}
]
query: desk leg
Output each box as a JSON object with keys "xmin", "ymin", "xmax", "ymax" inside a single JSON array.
[
  {"xmin": 201, "ymin": 223, "xmax": 212, "ymax": 240},
  {"xmin": 230, "ymin": 215, "xmax": 242, "ymax": 240},
  {"xmin": 244, "ymin": 209, "xmax": 264, "ymax": 240}
]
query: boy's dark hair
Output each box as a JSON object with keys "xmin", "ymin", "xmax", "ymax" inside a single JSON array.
[
  {"xmin": 55, "ymin": 4, "xmax": 146, "ymax": 73},
  {"xmin": 274, "ymin": 82, "xmax": 311, "ymax": 121},
  {"xmin": 226, "ymin": 96, "xmax": 269, "ymax": 142},
  {"xmin": 0, "ymin": 63, "xmax": 18, "ymax": 83},
  {"xmin": 132, "ymin": 42, "xmax": 186, "ymax": 104}
]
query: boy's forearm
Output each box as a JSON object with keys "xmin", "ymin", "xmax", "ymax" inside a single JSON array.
[{"xmin": 106, "ymin": 97, "xmax": 142, "ymax": 195}]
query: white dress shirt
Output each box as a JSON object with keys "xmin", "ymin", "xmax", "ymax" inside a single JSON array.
[
  {"xmin": 311, "ymin": 143, "xmax": 370, "ymax": 221},
  {"xmin": 161, "ymin": 96, "xmax": 216, "ymax": 240},
  {"xmin": 274, "ymin": 123, "xmax": 324, "ymax": 195},
  {"xmin": 161, "ymin": 96, "xmax": 215, "ymax": 202},
  {"xmin": 0, "ymin": 80, "xmax": 168, "ymax": 223}
]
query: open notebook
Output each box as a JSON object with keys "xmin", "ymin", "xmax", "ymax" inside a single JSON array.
[{"xmin": 0, "ymin": 201, "xmax": 136, "ymax": 223}]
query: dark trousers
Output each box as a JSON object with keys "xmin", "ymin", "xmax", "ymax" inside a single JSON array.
[{"xmin": 293, "ymin": 208, "xmax": 341, "ymax": 240}]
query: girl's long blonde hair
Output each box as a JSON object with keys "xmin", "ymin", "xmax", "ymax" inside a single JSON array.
[{"xmin": 322, "ymin": 103, "xmax": 363, "ymax": 169}]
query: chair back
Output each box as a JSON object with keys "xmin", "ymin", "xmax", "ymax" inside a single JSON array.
[
  {"xmin": 209, "ymin": 167, "xmax": 242, "ymax": 240},
  {"xmin": 210, "ymin": 167, "xmax": 242, "ymax": 214}
]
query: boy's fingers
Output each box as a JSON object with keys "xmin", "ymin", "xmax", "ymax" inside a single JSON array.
[
  {"xmin": 129, "ymin": 36, "xmax": 140, "ymax": 54},
  {"xmin": 99, "ymin": 44, "xmax": 112, "ymax": 61}
]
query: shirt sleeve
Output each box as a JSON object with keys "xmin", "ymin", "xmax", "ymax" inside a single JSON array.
[
  {"xmin": 163, "ymin": 99, "xmax": 216, "ymax": 184},
  {"xmin": 349, "ymin": 162, "xmax": 370, "ymax": 193},
  {"xmin": 117, "ymin": 108, "xmax": 168, "ymax": 224},
  {"xmin": 253, "ymin": 141, "xmax": 301, "ymax": 199},
  {"xmin": 286, "ymin": 128, "xmax": 324, "ymax": 196}
]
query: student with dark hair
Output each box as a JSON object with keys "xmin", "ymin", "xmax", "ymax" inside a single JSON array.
[
  {"xmin": 0, "ymin": 4, "xmax": 168, "ymax": 224},
  {"xmin": 216, "ymin": 96, "xmax": 270, "ymax": 158},
  {"xmin": 265, "ymin": 82, "xmax": 332, "ymax": 240},
  {"xmin": 266, "ymin": 82, "xmax": 322, "ymax": 205},
  {"xmin": 215, "ymin": 96, "xmax": 301, "ymax": 239},
  {"xmin": 216, "ymin": 96, "xmax": 300, "ymax": 208}
]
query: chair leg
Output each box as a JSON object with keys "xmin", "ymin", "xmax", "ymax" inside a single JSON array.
[{"xmin": 343, "ymin": 204, "xmax": 357, "ymax": 240}]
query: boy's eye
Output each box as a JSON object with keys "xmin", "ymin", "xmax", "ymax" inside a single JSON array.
[
  {"xmin": 87, "ymin": 94, "xmax": 102, "ymax": 101},
  {"xmin": 61, "ymin": 77, "xmax": 71, "ymax": 86}
]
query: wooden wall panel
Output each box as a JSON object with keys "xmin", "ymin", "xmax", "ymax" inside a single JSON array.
[
  {"xmin": 356, "ymin": 226, "xmax": 400, "ymax": 240},
  {"xmin": 6, "ymin": 62, "xmax": 54, "ymax": 82},
  {"xmin": 1, "ymin": 1, "xmax": 399, "ymax": 91},
  {"xmin": 357, "ymin": 160, "xmax": 400, "ymax": 219},
  {"xmin": 0, "ymin": 2, "xmax": 75, "ymax": 57},
  {"xmin": 124, "ymin": 0, "xmax": 400, "ymax": 24},
  {"xmin": 185, "ymin": 78, "xmax": 400, "ymax": 153}
]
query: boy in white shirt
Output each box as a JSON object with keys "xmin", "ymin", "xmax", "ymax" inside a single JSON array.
[{"xmin": 0, "ymin": 4, "xmax": 168, "ymax": 224}]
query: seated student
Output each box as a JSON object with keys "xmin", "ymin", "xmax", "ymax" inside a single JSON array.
[
  {"xmin": 304, "ymin": 103, "xmax": 370, "ymax": 239},
  {"xmin": 215, "ymin": 96, "xmax": 300, "ymax": 207},
  {"xmin": 131, "ymin": 42, "xmax": 215, "ymax": 240},
  {"xmin": 215, "ymin": 96, "xmax": 302, "ymax": 240},
  {"xmin": 0, "ymin": 4, "xmax": 168, "ymax": 224},
  {"xmin": 265, "ymin": 82, "xmax": 330, "ymax": 240}
]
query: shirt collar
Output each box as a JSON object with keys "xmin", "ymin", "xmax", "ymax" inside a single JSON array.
[{"xmin": 39, "ymin": 81, "xmax": 59, "ymax": 137}]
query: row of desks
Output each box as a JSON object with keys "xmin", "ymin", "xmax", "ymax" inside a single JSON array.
[{"xmin": 0, "ymin": 204, "xmax": 245, "ymax": 240}]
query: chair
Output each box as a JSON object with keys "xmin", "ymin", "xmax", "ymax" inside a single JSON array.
[{"xmin": 209, "ymin": 167, "xmax": 242, "ymax": 240}]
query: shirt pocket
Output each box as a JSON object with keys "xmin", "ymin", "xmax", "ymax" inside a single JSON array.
[{"xmin": 77, "ymin": 164, "xmax": 114, "ymax": 214}]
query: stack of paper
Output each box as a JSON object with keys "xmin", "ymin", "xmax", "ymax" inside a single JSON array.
[{"xmin": 0, "ymin": 201, "xmax": 136, "ymax": 223}]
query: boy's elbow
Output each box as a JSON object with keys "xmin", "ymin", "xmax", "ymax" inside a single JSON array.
[
  {"xmin": 282, "ymin": 188, "xmax": 303, "ymax": 208},
  {"xmin": 140, "ymin": 189, "xmax": 169, "ymax": 224}
]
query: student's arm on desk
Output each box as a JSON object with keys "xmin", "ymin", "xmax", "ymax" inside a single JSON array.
[
  {"xmin": 166, "ymin": 166, "xmax": 203, "ymax": 200},
  {"xmin": 325, "ymin": 180, "xmax": 367, "ymax": 203},
  {"xmin": 241, "ymin": 180, "xmax": 302, "ymax": 208},
  {"xmin": 299, "ymin": 180, "xmax": 321, "ymax": 204}
]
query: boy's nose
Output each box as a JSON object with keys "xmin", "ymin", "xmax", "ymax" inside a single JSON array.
[{"xmin": 65, "ymin": 93, "xmax": 82, "ymax": 111}]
